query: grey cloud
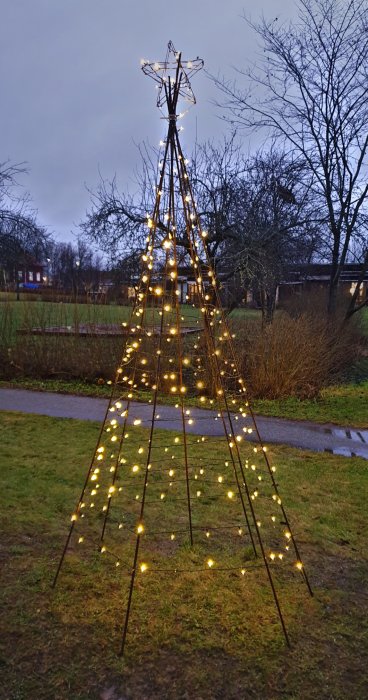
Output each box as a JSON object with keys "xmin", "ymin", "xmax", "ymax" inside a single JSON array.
[{"xmin": 1, "ymin": 0, "xmax": 297, "ymax": 241}]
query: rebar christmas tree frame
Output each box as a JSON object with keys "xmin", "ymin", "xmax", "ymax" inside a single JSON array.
[{"xmin": 53, "ymin": 42, "xmax": 313, "ymax": 656}]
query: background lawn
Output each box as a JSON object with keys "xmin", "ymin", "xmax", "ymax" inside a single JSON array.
[
  {"xmin": 253, "ymin": 380, "xmax": 368, "ymax": 427},
  {"xmin": 0, "ymin": 299, "xmax": 200, "ymax": 340},
  {"xmin": 0, "ymin": 411, "xmax": 367, "ymax": 699},
  {"xmin": 0, "ymin": 298, "xmax": 262, "ymax": 345}
]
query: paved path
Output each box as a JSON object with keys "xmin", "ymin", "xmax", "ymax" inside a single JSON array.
[{"xmin": 1, "ymin": 388, "xmax": 368, "ymax": 459}]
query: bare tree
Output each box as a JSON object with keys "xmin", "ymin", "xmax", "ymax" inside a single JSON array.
[
  {"xmin": 81, "ymin": 175, "xmax": 147, "ymax": 263},
  {"xmin": 80, "ymin": 143, "xmax": 163, "ymax": 264},
  {"xmin": 0, "ymin": 160, "xmax": 50, "ymax": 293},
  {"xmin": 187, "ymin": 133, "xmax": 248, "ymax": 261},
  {"xmin": 49, "ymin": 239, "xmax": 103, "ymax": 295},
  {"xmin": 218, "ymin": 149, "xmax": 319, "ymax": 322},
  {"xmin": 82, "ymin": 138, "xmax": 318, "ymax": 319},
  {"xmin": 214, "ymin": 0, "xmax": 368, "ymax": 318},
  {"xmin": 81, "ymin": 136, "xmax": 251, "ymax": 268}
]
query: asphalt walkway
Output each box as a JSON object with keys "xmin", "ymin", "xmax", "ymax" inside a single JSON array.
[{"xmin": 1, "ymin": 388, "xmax": 367, "ymax": 459}]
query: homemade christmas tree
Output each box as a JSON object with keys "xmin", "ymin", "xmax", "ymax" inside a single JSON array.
[{"xmin": 53, "ymin": 42, "xmax": 312, "ymax": 655}]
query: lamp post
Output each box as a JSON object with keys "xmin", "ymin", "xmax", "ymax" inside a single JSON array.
[{"xmin": 75, "ymin": 259, "xmax": 80, "ymax": 303}]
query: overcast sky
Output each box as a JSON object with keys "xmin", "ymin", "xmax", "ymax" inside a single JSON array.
[{"xmin": 1, "ymin": 0, "xmax": 298, "ymax": 243}]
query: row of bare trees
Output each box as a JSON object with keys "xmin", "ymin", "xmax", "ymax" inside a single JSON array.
[
  {"xmin": 0, "ymin": 161, "xmax": 105, "ymax": 297},
  {"xmin": 47, "ymin": 240, "xmax": 103, "ymax": 296},
  {"xmin": 0, "ymin": 161, "xmax": 50, "ymax": 293}
]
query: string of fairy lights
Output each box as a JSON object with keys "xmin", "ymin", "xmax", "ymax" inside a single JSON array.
[{"xmin": 53, "ymin": 42, "xmax": 312, "ymax": 655}]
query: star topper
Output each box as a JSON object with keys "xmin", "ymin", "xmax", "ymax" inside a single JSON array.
[{"xmin": 141, "ymin": 41, "xmax": 204, "ymax": 118}]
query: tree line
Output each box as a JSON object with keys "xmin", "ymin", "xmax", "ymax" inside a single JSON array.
[{"xmin": 0, "ymin": 160, "xmax": 105, "ymax": 296}]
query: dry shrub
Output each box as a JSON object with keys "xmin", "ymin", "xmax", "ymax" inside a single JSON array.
[
  {"xmin": 0, "ymin": 301, "xmax": 122, "ymax": 380},
  {"xmin": 7, "ymin": 335, "xmax": 121, "ymax": 380},
  {"xmin": 233, "ymin": 312, "xmax": 361, "ymax": 399}
]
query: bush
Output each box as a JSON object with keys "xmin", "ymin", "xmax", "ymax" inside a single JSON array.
[
  {"xmin": 233, "ymin": 311, "xmax": 362, "ymax": 399},
  {"xmin": 0, "ymin": 301, "xmax": 122, "ymax": 380}
]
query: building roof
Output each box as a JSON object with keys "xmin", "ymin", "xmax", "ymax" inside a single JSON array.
[{"xmin": 282, "ymin": 263, "xmax": 368, "ymax": 284}]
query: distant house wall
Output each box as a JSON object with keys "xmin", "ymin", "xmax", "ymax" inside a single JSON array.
[
  {"xmin": 16, "ymin": 263, "xmax": 44, "ymax": 286},
  {"xmin": 178, "ymin": 278, "xmax": 188, "ymax": 303},
  {"xmin": 277, "ymin": 264, "xmax": 368, "ymax": 308}
]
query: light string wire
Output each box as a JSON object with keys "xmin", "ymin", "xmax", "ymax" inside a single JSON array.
[
  {"xmin": 52, "ymin": 131, "xmax": 172, "ymax": 585},
  {"xmin": 167, "ymin": 83, "xmax": 194, "ymax": 545},
  {"xmin": 51, "ymin": 243, "xmax": 152, "ymax": 587},
  {"xmin": 175, "ymin": 138, "xmax": 313, "ymax": 597},
  {"xmin": 120, "ymin": 240, "xmax": 172, "ymax": 656},
  {"xmin": 173, "ymin": 131, "xmax": 291, "ymax": 645},
  {"xmin": 171, "ymin": 132, "xmax": 258, "ymax": 557}
]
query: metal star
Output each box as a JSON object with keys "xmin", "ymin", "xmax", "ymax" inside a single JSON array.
[{"xmin": 141, "ymin": 41, "xmax": 204, "ymax": 116}]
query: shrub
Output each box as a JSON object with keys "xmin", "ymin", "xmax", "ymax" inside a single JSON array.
[
  {"xmin": 233, "ymin": 311, "xmax": 362, "ymax": 399},
  {"xmin": 0, "ymin": 301, "xmax": 122, "ymax": 380}
]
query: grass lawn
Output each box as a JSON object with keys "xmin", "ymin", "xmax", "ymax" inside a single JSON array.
[
  {"xmin": 0, "ymin": 298, "xmax": 263, "ymax": 341},
  {"xmin": 0, "ymin": 298, "xmax": 132, "ymax": 327},
  {"xmin": 253, "ymin": 381, "xmax": 368, "ymax": 427},
  {"xmin": 0, "ymin": 299, "xmax": 202, "ymax": 342},
  {"xmin": 1, "ymin": 411, "xmax": 368, "ymax": 699}
]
